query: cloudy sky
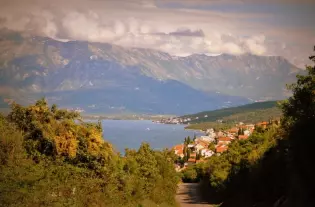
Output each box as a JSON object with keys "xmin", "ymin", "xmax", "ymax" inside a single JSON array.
[{"xmin": 0, "ymin": 0, "xmax": 314, "ymax": 67}]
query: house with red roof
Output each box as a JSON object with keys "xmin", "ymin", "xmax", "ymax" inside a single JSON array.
[
  {"xmin": 173, "ymin": 144, "xmax": 184, "ymax": 158},
  {"xmin": 190, "ymin": 153, "xmax": 197, "ymax": 158},
  {"xmin": 229, "ymin": 127, "xmax": 239, "ymax": 134},
  {"xmin": 256, "ymin": 121, "xmax": 269, "ymax": 129},
  {"xmin": 187, "ymin": 158, "xmax": 196, "ymax": 164},
  {"xmin": 238, "ymin": 135, "xmax": 249, "ymax": 140},
  {"xmin": 217, "ymin": 137, "xmax": 232, "ymax": 145},
  {"xmin": 216, "ymin": 145, "xmax": 228, "ymax": 153},
  {"xmin": 194, "ymin": 139, "xmax": 209, "ymax": 151}
]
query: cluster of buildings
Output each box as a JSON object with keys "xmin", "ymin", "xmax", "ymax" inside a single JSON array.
[
  {"xmin": 67, "ymin": 107, "xmax": 85, "ymax": 113},
  {"xmin": 172, "ymin": 121, "xmax": 276, "ymax": 171},
  {"xmin": 156, "ymin": 114, "xmax": 211, "ymax": 125},
  {"xmin": 155, "ymin": 117, "xmax": 192, "ymax": 124}
]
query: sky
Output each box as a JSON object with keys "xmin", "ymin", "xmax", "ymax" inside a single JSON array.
[{"xmin": 0, "ymin": 0, "xmax": 314, "ymax": 67}]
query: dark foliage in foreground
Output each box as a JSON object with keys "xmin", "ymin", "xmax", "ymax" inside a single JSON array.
[{"xmin": 0, "ymin": 99, "xmax": 179, "ymax": 207}]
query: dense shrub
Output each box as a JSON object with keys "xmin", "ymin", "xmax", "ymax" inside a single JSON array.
[{"xmin": 0, "ymin": 100, "xmax": 179, "ymax": 207}]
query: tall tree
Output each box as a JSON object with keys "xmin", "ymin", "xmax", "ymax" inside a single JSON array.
[
  {"xmin": 187, "ymin": 148, "xmax": 191, "ymax": 160},
  {"xmin": 187, "ymin": 136, "xmax": 191, "ymax": 144},
  {"xmin": 281, "ymin": 46, "xmax": 315, "ymax": 204}
]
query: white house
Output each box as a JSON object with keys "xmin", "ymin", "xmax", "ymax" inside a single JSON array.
[
  {"xmin": 187, "ymin": 144, "xmax": 195, "ymax": 149},
  {"xmin": 200, "ymin": 136, "xmax": 215, "ymax": 143},
  {"xmin": 206, "ymin": 128, "xmax": 212, "ymax": 134},
  {"xmin": 206, "ymin": 128, "xmax": 216, "ymax": 136},
  {"xmin": 244, "ymin": 130, "xmax": 251, "ymax": 136},
  {"xmin": 201, "ymin": 149, "xmax": 214, "ymax": 158},
  {"xmin": 195, "ymin": 143, "xmax": 205, "ymax": 151},
  {"xmin": 246, "ymin": 124, "xmax": 255, "ymax": 130}
]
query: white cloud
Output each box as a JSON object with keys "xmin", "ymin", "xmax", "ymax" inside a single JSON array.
[
  {"xmin": 244, "ymin": 35, "xmax": 267, "ymax": 55},
  {"xmin": 0, "ymin": 0, "xmax": 313, "ymax": 66}
]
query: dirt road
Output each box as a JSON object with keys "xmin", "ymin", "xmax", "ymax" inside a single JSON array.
[{"xmin": 176, "ymin": 183, "xmax": 214, "ymax": 207}]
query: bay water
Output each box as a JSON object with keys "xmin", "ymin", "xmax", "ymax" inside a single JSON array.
[{"xmin": 100, "ymin": 120, "xmax": 205, "ymax": 154}]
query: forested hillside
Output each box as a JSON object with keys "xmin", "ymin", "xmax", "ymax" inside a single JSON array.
[
  {"xmin": 182, "ymin": 101, "xmax": 280, "ymax": 123},
  {"xmin": 184, "ymin": 101, "xmax": 281, "ymax": 131},
  {"xmin": 0, "ymin": 99, "xmax": 179, "ymax": 207},
  {"xmin": 181, "ymin": 48, "xmax": 315, "ymax": 207}
]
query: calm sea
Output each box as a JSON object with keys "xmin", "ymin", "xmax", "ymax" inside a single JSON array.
[{"xmin": 98, "ymin": 120, "xmax": 204, "ymax": 154}]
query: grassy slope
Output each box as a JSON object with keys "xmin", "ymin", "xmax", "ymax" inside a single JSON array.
[
  {"xmin": 184, "ymin": 101, "xmax": 282, "ymax": 130},
  {"xmin": 182, "ymin": 101, "xmax": 280, "ymax": 123}
]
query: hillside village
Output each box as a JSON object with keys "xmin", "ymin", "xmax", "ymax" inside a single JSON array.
[{"xmin": 172, "ymin": 119, "xmax": 280, "ymax": 172}]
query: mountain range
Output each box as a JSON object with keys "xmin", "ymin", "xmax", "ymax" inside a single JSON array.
[{"xmin": 0, "ymin": 28, "xmax": 303, "ymax": 115}]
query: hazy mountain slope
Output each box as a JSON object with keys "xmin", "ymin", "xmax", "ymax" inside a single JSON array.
[
  {"xmin": 40, "ymin": 79, "xmax": 248, "ymax": 115},
  {"xmin": 0, "ymin": 29, "xmax": 303, "ymax": 114}
]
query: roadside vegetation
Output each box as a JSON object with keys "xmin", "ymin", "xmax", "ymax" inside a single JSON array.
[
  {"xmin": 180, "ymin": 48, "xmax": 315, "ymax": 207},
  {"xmin": 0, "ymin": 99, "xmax": 179, "ymax": 207}
]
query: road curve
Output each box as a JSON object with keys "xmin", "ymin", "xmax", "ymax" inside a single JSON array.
[{"xmin": 176, "ymin": 183, "xmax": 213, "ymax": 207}]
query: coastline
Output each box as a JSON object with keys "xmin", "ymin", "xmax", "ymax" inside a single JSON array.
[
  {"xmin": 184, "ymin": 128, "xmax": 205, "ymax": 133},
  {"xmin": 81, "ymin": 114, "xmax": 174, "ymax": 121}
]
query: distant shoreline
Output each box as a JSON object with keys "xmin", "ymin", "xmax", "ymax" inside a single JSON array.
[
  {"xmin": 184, "ymin": 128, "xmax": 205, "ymax": 134},
  {"xmin": 81, "ymin": 114, "xmax": 174, "ymax": 121}
]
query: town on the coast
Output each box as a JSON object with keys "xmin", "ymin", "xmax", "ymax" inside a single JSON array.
[
  {"xmin": 154, "ymin": 114, "xmax": 218, "ymax": 125},
  {"xmin": 153, "ymin": 116, "xmax": 193, "ymax": 124},
  {"xmin": 172, "ymin": 119, "xmax": 280, "ymax": 172}
]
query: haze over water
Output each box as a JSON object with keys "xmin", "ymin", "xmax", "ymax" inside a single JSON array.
[{"xmin": 101, "ymin": 120, "xmax": 205, "ymax": 154}]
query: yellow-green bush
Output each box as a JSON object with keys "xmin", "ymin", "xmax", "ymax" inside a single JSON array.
[{"xmin": 1, "ymin": 99, "xmax": 179, "ymax": 207}]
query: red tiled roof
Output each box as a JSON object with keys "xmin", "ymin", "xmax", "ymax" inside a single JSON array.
[
  {"xmin": 196, "ymin": 140, "xmax": 209, "ymax": 148},
  {"xmin": 218, "ymin": 137, "xmax": 232, "ymax": 142},
  {"xmin": 173, "ymin": 144, "xmax": 184, "ymax": 150},
  {"xmin": 188, "ymin": 158, "xmax": 196, "ymax": 163},
  {"xmin": 256, "ymin": 121, "xmax": 268, "ymax": 125},
  {"xmin": 229, "ymin": 127, "xmax": 239, "ymax": 133},
  {"xmin": 173, "ymin": 144, "xmax": 184, "ymax": 155},
  {"xmin": 238, "ymin": 135, "xmax": 249, "ymax": 140},
  {"xmin": 216, "ymin": 145, "xmax": 228, "ymax": 153}
]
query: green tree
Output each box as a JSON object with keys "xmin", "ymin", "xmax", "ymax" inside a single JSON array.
[
  {"xmin": 280, "ymin": 46, "xmax": 315, "ymax": 204},
  {"xmin": 51, "ymin": 103, "xmax": 57, "ymax": 113},
  {"xmin": 187, "ymin": 148, "xmax": 191, "ymax": 160},
  {"xmin": 182, "ymin": 167, "xmax": 198, "ymax": 182},
  {"xmin": 2, "ymin": 99, "xmax": 179, "ymax": 207},
  {"xmin": 196, "ymin": 150, "xmax": 202, "ymax": 160},
  {"xmin": 187, "ymin": 136, "xmax": 191, "ymax": 144},
  {"xmin": 183, "ymin": 145, "xmax": 188, "ymax": 162},
  {"xmin": 208, "ymin": 142, "xmax": 215, "ymax": 151},
  {"xmin": 238, "ymin": 128, "xmax": 244, "ymax": 135},
  {"xmin": 196, "ymin": 47, "xmax": 315, "ymax": 207}
]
